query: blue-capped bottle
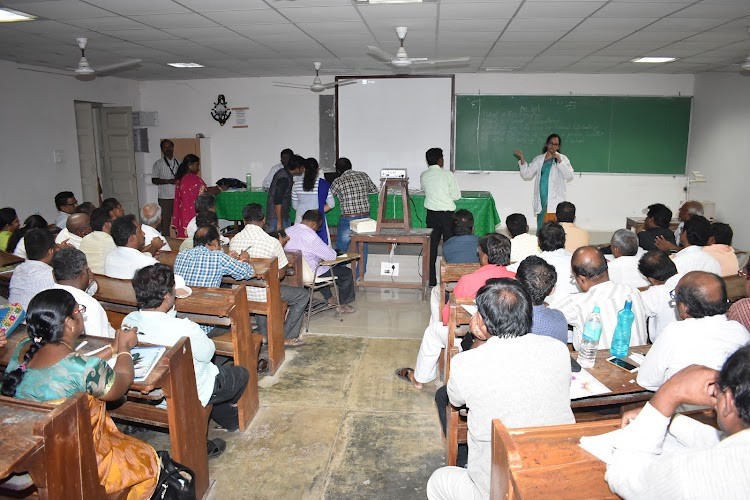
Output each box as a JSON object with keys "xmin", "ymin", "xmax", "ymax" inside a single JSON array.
[
  {"xmin": 576, "ymin": 305, "xmax": 603, "ymax": 369},
  {"xmin": 610, "ymin": 300, "xmax": 635, "ymax": 358}
]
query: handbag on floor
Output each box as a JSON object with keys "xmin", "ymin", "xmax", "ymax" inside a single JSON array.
[{"xmin": 151, "ymin": 451, "xmax": 195, "ymax": 500}]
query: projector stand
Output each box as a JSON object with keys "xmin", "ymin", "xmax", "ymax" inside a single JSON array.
[{"xmin": 376, "ymin": 178, "xmax": 411, "ymax": 232}]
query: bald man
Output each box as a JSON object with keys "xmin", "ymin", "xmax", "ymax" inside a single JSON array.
[
  {"xmin": 551, "ymin": 246, "xmax": 648, "ymax": 350},
  {"xmin": 637, "ymin": 271, "xmax": 750, "ymax": 391},
  {"xmin": 54, "ymin": 212, "xmax": 92, "ymax": 249}
]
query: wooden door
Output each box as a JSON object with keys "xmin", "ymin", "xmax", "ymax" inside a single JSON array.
[
  {"xmin": 74, "ymin": 101, "xmax": 100, "ymax": 205},
  {"xmin": 99, "ymin": 107, "xmax": 139, "ymax": 215}
]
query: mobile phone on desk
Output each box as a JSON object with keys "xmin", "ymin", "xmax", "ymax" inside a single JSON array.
[
  {"xmin": 570, "ymin": 357, "xmax": 582, "ymax": 373},
  {"xmin": 606, "ymin": 356, "xmax": 638, "ymax": 373}
]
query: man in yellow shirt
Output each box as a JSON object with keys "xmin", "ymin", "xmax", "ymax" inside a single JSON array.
[{"xmin": 420, "ymin": 147, "xmax": 461, "ymax": 287}]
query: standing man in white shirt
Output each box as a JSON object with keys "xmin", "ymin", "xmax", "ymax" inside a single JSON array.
[
  {"xmin": 104, "ymin": 215, "xmax": 158, "ymax": 279},
  {"xmin": 607, "ymin": 229, "xmax": 648, "ymax": 288},
  {"xmin": 421, "ymin": 147, "xmax": 461, "ymax": 287},
  {"xmin": 637, "ymin": 271, "xmax": 750, "ymax": 391},
  {"xmin": 262, "ymin": 148, "xmax": 293, "ymax": 190},
  {"xmin": 52, "ymin": 247, "xmax": 115, "ymax": 338},
  {"xmin": 606, "ymin": 355, "xmax": 750, "ymax": 499},
  {"xmin": 151, "ymin": 139, "xmax": 180, "ymax": 237},
  {"xmin": 671, "ymin": 215, "xmax": 721, "ymax": 275},
  {"xmin": 638, "ymin": 250, "xmax": 682, "ymax": 342}
]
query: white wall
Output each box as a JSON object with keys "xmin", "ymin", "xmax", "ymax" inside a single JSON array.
[
  {"xmin": 687, "ymin": 73, "xmax": 750, "ymax": 249},
  {"xmin": 0, "ymin": 60, "xmax": 140, "ymax": 223},
  {"xmin": 137, "ymin": 77, "xmax": 321, "ymax": 206}
]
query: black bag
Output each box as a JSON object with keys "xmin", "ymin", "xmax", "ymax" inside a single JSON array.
[{"xmin": 151, "ymin": 451, "xmax": 196, "ymax": 500}]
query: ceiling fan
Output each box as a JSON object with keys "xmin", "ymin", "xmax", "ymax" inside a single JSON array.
[
  {"xmin": 273, "ymin": 62, "xmax": 359, "ymax": 92},
  {"xmin": 18, "ymin": 37, "xmax": 142, "ymax": 81},
  {"xmin": 367, "ymin": 26, "xmax": 469, "ymax": 70}
]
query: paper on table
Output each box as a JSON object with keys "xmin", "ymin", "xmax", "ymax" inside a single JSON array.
[
  {"xmin": 106, "ymin": 346, "xmax": 166, "ymax": 382},
  {"xmin": 570, "ymin": 368, "xmax": 611, "ymax": 400},
  {"xmin": 461, "ymin": 304, "xmax": 477, "ymax": 315}
]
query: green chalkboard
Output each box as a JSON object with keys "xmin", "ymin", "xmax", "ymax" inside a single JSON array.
[{"xmin": 454, "ymin": 95, "xmax": 691, "ymax": 174}]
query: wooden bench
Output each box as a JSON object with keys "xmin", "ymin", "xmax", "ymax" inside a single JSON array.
[
  {"xmin": 490, "ymin": 409, "xmax": 718, "ymax": 499},
  {"xmin": 0, "ymin": 393, "xmax": 109, "ymax": 498},
  {"xmin": 0, "ymin": 334, "xmax": 211, "ymax": 498},
  {"xmin": 444, "ymin": 296, "xmax": 474, "ymax": 466},
  {"xmin": 724, "ymin": 273, "xmax": 746, "ymax": 303},
  {"xmin": 93, "ymin": 275, "xmax": 261, "ymax": 429}
]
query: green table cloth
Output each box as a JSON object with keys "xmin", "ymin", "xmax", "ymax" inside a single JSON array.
[{"xmin": 215, "ymin": 189, "xmax": 501, "ymax": 236}]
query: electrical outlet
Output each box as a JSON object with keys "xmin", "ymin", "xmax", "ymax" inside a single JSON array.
[{"xmin": 380, "ymin": 262, "xmax": 400, "ymax": 276}]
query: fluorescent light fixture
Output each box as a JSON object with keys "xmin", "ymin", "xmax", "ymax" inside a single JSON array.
[
  {"xmin": 482, "ymin": 67, "xmax": 520, "ymax": 72},
  {"xmin": 631, "ymin": 57, "xmax": 676, "ymax": 64},
  {"xmin": 0, "ymin": 7, "xmax": 36, "ymax": 22},
  {"xmin": 167, "ymin": 62, "xmax": 205, "ymax": 68}
]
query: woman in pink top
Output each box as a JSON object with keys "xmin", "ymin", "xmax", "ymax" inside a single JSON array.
[{"xmin": 172, "ymin": 154, "xmax": 206, "ymax": 238}]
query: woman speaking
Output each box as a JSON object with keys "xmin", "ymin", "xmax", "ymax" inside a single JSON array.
[{"xmin": 514, "ymin": 133, "xmax": 574, "ymax": 229}]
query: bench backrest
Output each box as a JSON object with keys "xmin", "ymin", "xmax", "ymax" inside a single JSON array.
[{"xmin": 439, "ymin": 259, "xmax": 481, "ymax": 311}]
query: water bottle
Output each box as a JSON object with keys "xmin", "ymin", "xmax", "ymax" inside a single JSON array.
[
  {"xmin": 576, "ymin": 306, "xmax": 603, "ymax": 369},
  {"xmin": 245, "ymin": 173, "xmax": 252, "ymax": 190},
  {"xmin": 610, "ymin": 300, "xmax": 635, "ymax": 358}
]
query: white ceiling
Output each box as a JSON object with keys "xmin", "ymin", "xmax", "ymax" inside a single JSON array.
[{"xmin": 1, "ymin": 0, "xmax": 748, "ymax": 80}]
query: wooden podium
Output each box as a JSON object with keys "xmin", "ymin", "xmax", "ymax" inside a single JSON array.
[{"xmin": 376, "ymin": 178, "xmax": 411, "ymax": 232}]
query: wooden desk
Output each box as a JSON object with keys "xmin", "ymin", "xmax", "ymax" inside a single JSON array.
[
  {"xmin": 0, "ymin": 251, "xmax": 23, "ymax": 268},
  {"xmin": 625, "ymin": 217, "xmax": 680, "ymax": 233},
  {"xmin": 93, "ymin": 275, "xmax": 261, "ymax": 425},
  {"xmin": 571, "ymin": 346, "xmax": 652, "ymax": 410},
  {"xmin": 0, "ymin": 398, "xmax": 47, "ymax": 482},
  {"xmin": 350, "ymin": 228, "xmax": 432, "ymax": 300}
]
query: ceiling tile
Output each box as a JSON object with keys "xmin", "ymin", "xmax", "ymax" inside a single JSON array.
[
  {"xmin": 277, "ymin": 6, "xmax": 361, "ymax": 23},
  {"xmin": 357, "ymin": 4, "xmax": 437, "ymax": 20},
  {"xmin": 438, "ymin": 19, "xmax": 509, "ymax": 32},
  {"xmin": 505, "ymin": 17, "xmax": 583, "ymax": 31},
  {"xmin": 561, "ymin": 29, "xmax": 632, "ymax": 41},
  {"xmin": 644, "ymin": 18, "xmax": 728, "ymax": 31},
  {"xmin": 516, "ymin": 1, "xmax": 605, "ymax": 18},
  {"xmin": 593, "ymin": 2, "xmax": 690, "ymax": 18},
  {"xmin": 670, "ymin": 3, "xmax": 750, "ymax": 19},
  {"xmin": 202, "ymin": 9, "xmax": 288, "ymax": 25},
  {"xmin": 60, "ymin": 16, "xmax": 149, "ymax": 30},
  {"xmin": 500, "ymin": 30, "xmax": 568, "ymax": 41},
  {"xmin": 576, "ymin": 17, "xmax": 657, "ymax": 31},
  {"xmin": 438, "ymin": 31, "xmax": 500, "ymax": 42},
  {"xmin": 296, "ymin": 21, "xmax": 368, "ymax": 35},
  {"xmin": 130, "ymin": 13, "xmax": 219, "ymax": 29},
  {"xmin": 82, "ymin": 0, "xmax": 192, "ymax": 16},
  {"xmin": 161, "ymin": 26, "xmax": 246, "ymax": 42},
  {"xmin": 102, "ymin": 29, "xmax": 181, "ymax": 41},
  {"xmin": 231, "ymin": 24, "xmax": 301, "ymax": 37},
  {"xmin": 489, "ymin": 40, "xmax": 550, "ymax": 56},
  {"xmin": 17, "ymin": 0, "xmax": 111, "ymax": 20},
  {"xmin": 621, "ymin": 31, "xmax": 694, "ymax": 42},
  {"xmin": 439, "ymin": 2, "xmax": 520, "ymax": 20},
  {"xmin": 171, "ymin": 0, "xmax": 268, "ymax": 8}
]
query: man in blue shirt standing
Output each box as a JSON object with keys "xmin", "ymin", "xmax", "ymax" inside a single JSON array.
[{"xmin": 420, "ymin": 147, "xmax": 461, "ymax": 287}]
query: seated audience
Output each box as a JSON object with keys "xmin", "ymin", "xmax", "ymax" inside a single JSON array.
[
  {"xmin": 703, "ymin": 222, "xmax": 739, "ymax": 276},
  {"xmin": 52, "ymin": 247, "xmax": 114, "ymax": 338},
  {"xmin": 75, "ymin": 201, "xmax": 95, "ymax": 216},
  {"xmin": 125, "ymin": 264, "xmax": 249, "ymax": 436},
  {"xmin": 104, "ymin": 215, "xmax": 157, "ymax": 279},
  {"xmin": 229, "ymin": 203, "xmax": 308, "ymax": 346},
  {"xmin": 397, "ymin": 234, "xmax": 515, "ymax": 389},
  {"xmin": 638, "ymin": 203, "xmax": 675, "ymax": 251},
  {"xmin": 637, "ymin": 271, "xmax": 750, "ymax": 391},
  {"xmin": 262, "ymin": 148, "xmax": 293, "ymax": 190},
  {"xmin": 442, "ymin": 209, "xmax": 480, "ymax": 264},
  {"xmin": 8, "ymin": 214, "xmax": 47, "ymax": 259},
  {"xmin": 656, "ymin": 200, "xmax": 704, "ymax": 251},
  {"xmin": 506, "ymin": 213, "xmax": 540, "ymax": 263},
  {"xmin": 9, "ymin": 229, "xmax": 56, "ymax": 309},
  {"xmin": 1, "ymin": 289, "xmax": 159, "ymax": 497},
  {"xmin": 516, "ymin": 256, "xmax": 568, "ymax": 343},
  {"xmin": 671, "ymin": 215, "xmax": 721, "ymax": 275},
  {"xmin": 285, "ymin": 210, "xmax": 356, "ymax": 313},
  {"xmin": 54, "ymin": 191, "xmax": 78, "ymax": 230},
  {"xmin": 179, "ymin": 211, "xmax": 220, "ymax": 252},
  {"xmin": 553, "ymin": 246, "xmax": 648, "ymax": 350},
  {"xmin": 101, "ymin": 197, "xmax": 125, "ymax": 220},
  {"xmin": 140, "ymin": 203, "xmax": 171, "ymax": 251},
  {"xmin": 427, "ymin": 279, "xmax": 574, "ymax": 499},
  {"xmin": 0, "ymin": 207, "xmax": 19, "ymax": 252},
  {"xmin": 511, "ymin": 222, "xmax": 576, "ymax": 304},
  {"xmin": 556, "ymin": 201, "xmax": 589, "ymax": 253},
  {"xmin": 607, "ymin": 229, "xmax": 648, "ymax": 288},
  {"xmin": 727, "ymin": 261, "xmax": 750, "ymax": 331},
  {"xmin": 606, "ymin": 353, "xmax": 750, "ymax": 498},
  {"xmin": 54, "ymin": 212, "xmax": 92, "ymax": 249},
  {"xmin": 79, "ymin": 207, "xmax": 116, "ymax": 275},
  {"xmin": 638, "ymin": 250, "xmax": 682, "ymax": 342}
]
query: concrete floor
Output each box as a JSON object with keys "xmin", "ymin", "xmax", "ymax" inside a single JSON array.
[{"xmin": 137, "ymin": 288, "xmax": 443, "ymax": 499}]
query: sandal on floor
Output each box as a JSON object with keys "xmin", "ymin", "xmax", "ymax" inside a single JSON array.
[
  {"xmin": 395, "ymin": 367, "xmax": 415, "ymax": 384},
  {"xmin": 257, "ymin": 358, "xmax": 269, "ymax": 373},
  {"xmin": 284, "ymin": 337, "xmax": 306, "ymax": 348},
  {"xmin": 207, "ymin": 438, "xmax": 226, "ymax": 459}
]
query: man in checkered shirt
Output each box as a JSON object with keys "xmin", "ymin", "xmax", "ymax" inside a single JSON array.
[
  {"xmin": 229, "ymin": 203, "xmax": 308, "ymax": 346},
  {"xmin": 329, "ymin": 157, "xmax": 378, "ymax": 272}
]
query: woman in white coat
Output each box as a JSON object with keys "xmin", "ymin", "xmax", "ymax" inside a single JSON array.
[{"xmin": 514, "ymin": 133, "xmax": 575, "ymax": 229}]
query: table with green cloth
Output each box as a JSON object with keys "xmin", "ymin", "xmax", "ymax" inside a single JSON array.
[{"xmin": 215, "ymin": 189, "xmax": 501, "ymax": 236}]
